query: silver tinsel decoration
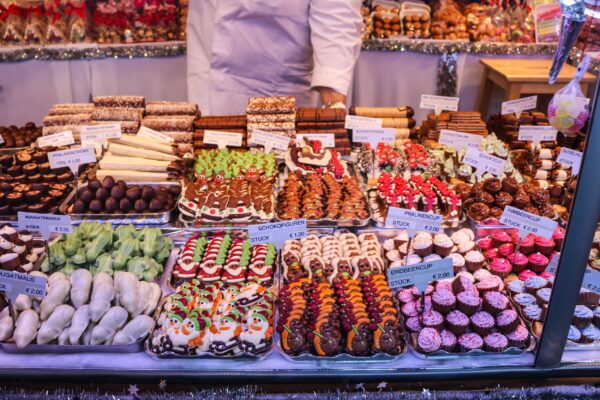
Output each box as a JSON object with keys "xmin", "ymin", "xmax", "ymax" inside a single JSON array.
[{"xmin": 438, "ymin": 53, "xmax": 458, "ymax": 96}]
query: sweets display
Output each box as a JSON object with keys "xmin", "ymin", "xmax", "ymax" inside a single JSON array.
[
  {"xmin": 431, "ymin": 0, "xmax": 468, "ymax": 40},
  {"xmin": 296, "ymin": 108, "xmax": 350, "ymax": 156},
  {"xmin": 45, "ymin": 222, "xmax": 173, "ymax": 282},
  {"xmin": 420, "ymin": 111, "xmax": 488, "ymax": 142},
  {"xmin": 488, "ymin": 111, "xmax": 551, "ymax": 148},
  {"xmin": 141, "ymin": 101, "xmax": 197, "ymax": 154},
  {"xmin": 372, "ymin": 4, "xmax": 402, "ymax": 38},
  {"xmin": 171, "ymin": 233, "xmax": 276, "ymax": 287},
  {"xmin": 0, "ymin": 123, "xmax": 43, "ymax": 149},
  {"xmin": 0, "ymin": 271, "xmax": 159, "ymax": 348},
  {"xmin": 247, "ymin": 96, "xmax": 296, "ymax": 140},
  {"xmin": 178, "ymin": 150, "xmax": 276, "ymax": 225},
  {"xmin": 284, "ymin": 138, "xmax": 349, "ymax": 179},
  {"xmin": 63, "ymin": 176, "xmax": 181, "ymax": 216},
  {"xmin": 350, "ymin": 106, "xmax": 417, "ymax": 146},
  {"xmin": 193, "ymin": 115, "xmax": 247, "ymax": 152},
  {"xmin": 0, "ymin": 225, "xmax": 46, "ymax": 273},
  {"xmin": 399, "ymin": 271, "xmax": 533, "ymax": 354},
  {"xmin": 149, "ymin": 279, "xmax": 275, "ymax": 357},
  {"xmin": 278, "ymin": 232, "xmax": 404, "ymax": 357}
]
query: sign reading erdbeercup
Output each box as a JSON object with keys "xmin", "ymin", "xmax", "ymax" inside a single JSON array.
[
  {"xmin": 344, "ymin": 115, "xmax": 382, "ymax": 130},
  {"xmin": 387, "ymin": 258, "xmax": 454, "ymax": 291},
  {"xmin": 248, "ymin": 219, "xmax": 307, "ymax": 249},
  {"xmin": 499, "ymin": 206, "xmax": 558, "ymax": 239},
  {"xmin": 385, "ymin": 208, "xmax": 443, "ymax": 236}
]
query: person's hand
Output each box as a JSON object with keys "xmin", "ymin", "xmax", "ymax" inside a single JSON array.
[{"xmin": 315, "ymin": 86, "xmax": 346, "ymax": 108}]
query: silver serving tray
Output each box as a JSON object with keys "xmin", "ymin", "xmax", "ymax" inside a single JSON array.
[
  {"xmin": 59, "ymin": 181, "xmax": 182, "ymax": 226},
  {"xmin": 0, "ymin": 339, "xmax": 145, "ymax": 354}
]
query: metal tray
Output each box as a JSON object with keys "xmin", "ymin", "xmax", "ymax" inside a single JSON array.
[
  {"xmin": 59, "ymin": 181, "xmax": 182, "ymax": 226},
  {"xmin": 0, "ymin": 146, "xmax": 30, "ymax": 155},
  {"xmin": 0, "ymin": 339, "xmax": 145, "ymax": 354}
]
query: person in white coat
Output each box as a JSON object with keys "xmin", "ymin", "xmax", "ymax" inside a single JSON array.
[{"xmin": 186, "ymin": 0, "xmax": 363, "ymax": 115}]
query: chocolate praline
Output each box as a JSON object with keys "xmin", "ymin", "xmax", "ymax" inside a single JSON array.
[
  {"xmin": 56, "ymin": 172, "xmax": 73, "ymax": 183},
  {"xmin": 523, "ymin": 206, "xmax": 540, "ymax": 215},
  {"xmin": 12, "ymin": 204, "xmax": 28, "ymax": 212},
  {"xmin": 6, "ymin": 192, "xmax": 22, "ymax": 205},
  {"xmin": 24, "ymin": 190, "xmax": 42, "ymax": 202},
  {"xmin": 495, "ymin": 192, "xmax": 514, "ymax": 208},
  {"xmin": 50, "ymin": 183, "xmax": 68, "ymax": 192},
  {"xmin": 27, "ymin": 173, "xmax": 42, "ymax": 183},
  {"xmin": 483, "ymin": 178, "xmax": 502, "ymax": 194},
  {"xmin": 89, "ymin": 199, "xmax": 103, "ymax": 213},
  {"xmin": 0, "ymin": 155, "xmax": 13, "ymax": 167},
  {"xmin": 37, "ymin": 163, "xmax": 51, "ymax": 174},
  {"xmin": 22, "ymin": 163, "xmax": 37, "ymax": 175},
  {"xmin": 468, "ymin": 202, "xmax": 490, "ymax": 221},
  {"xmin": 475, "ymin": 191, "xmax": 494, "ymax": 206},
  {"xmin": 42, "ymin": 173, "xmax": 57, "ymax": 183},
  {"xmin": 6, "ymin": 165, "xmax": 22, "ymax": 176}
]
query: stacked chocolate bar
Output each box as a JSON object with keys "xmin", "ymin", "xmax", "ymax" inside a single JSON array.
[
  {"xmin": 487, "ymin": 111, "xmax": 549, "ymax": 148},
  {"xmin": 193, "ymin": 115, "xmax": 247, "ymax": 154},
  {"xmin": 349, "ymin": 106, "xmax": 417, "ymax": 147},
  {"xmin": 42, "ymin": 103, "xmax": 94, "ymax": 140},
  {"xmin": 296, "ymin": 108, "xmax": 350, "ymax": 155},
  {"xmin": 246, "ymin": 96, "xmax": 296, "ymax": 141},
  {"xmin": 92, "ymin": 95, "xmax": 145, "ymax": 134},
  {"xmin": 421, "ymin": 111, "xmax": 488, "ymax": 141},
  {"xmin": 141, "ymin": 101, "xmax": 199, "ymax": 153}
]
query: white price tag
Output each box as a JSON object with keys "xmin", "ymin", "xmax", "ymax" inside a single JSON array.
[
  {"xmin": 387, "ymin": 258, "xmax": 454, "ymax": 291},
  {"xmin": 462, "ymin": 148, "xmax": 506, "ymax": 178},
  {"xmin": 203, "ymin": 130, "xmax": 243, "ymax": 149},
  {"xmin": 0, "ymin": 270, "xmax": 47, "ymax": 303},
  {"xmin": 295, "ymin": 134, "xmax": 335, "ymax": 148},
  {"xmin": 420, "ymin": 94, "xmax": 460, "ymax": 115},
  {"xmin": 518, "ymin": 125, "xmax": 558, "ymax": 145},
  {"xmin": 18, "ymin": 212, "xmax": 72, "ymax": 241},
  {"xmin": 352, "ymin": 128, "xmax": 396, "ymax": 148},
  {"xmin": 249, "ymin": 129, "xmax": 290, "ymax": 153},
  {"xmin": 344, "ymin": 115, "xmax": 382, "ymax": 130},
  {"xmin": 48, "ymin": 146, "xmax": 96, "ymax": 174},
  {"xmin": 248, "ymin": 219, "xmax": 307, "ymax": 249},
  {"xmin": 81, "ymin": 123, "xmax": 122, "ymax": 146},
  {"xmin": 384, "ymin": 208, "xmax": 443, "ymax": 236},
  {"xmin": 499, "ymin": 206, "xmax": 558, "ymax": 239},
  {"xmin": 137, "ymin": 126, "xmax": 174, "ymax": 143},
  {"xmin": 38, "ymin": 130, "xmax": 75, "ymax": 148},
  {"xmin": 556, "ymin": 147, "xmax": 583, "ymax": 176},
  {"xmin": 545, "ymin": 253, "xmax": 560, "ymax": 274},
  {"xmin": 438, "ymin": 129, "xmax": 483, "ymax": 150},
  {"xmin": 583, "ymin": 267, "xmax": 600, "ymax": 295},
  {"xmin": 501, "ymin": 96, "xmax": 537, "ymax": 118}
]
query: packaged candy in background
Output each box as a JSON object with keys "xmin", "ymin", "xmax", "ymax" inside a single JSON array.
[
  {"xmin": 372, "ymin": 0, "xmax": 402, "ymax": 38},
  {"xmin": 510, "ymin": 2, "xmax": 535, "ymax": 43},
  {"xmin": 1, "ymin": 1, "xmax": 25, "ymax": 44},
  {"xmin": 134, "ymin": 0, "xmax": 178, "ymax": 42},
  {"xmin": 44, "ymin": 0, "xmax": 66, "ymax": 44},
  {"xmin": 534, "ymin": 2, "xmax": 562, "ymax": 43},
  {"xmin": 64, "ymin": 0, "xmax": 88, "ymax": 43},
  {"xmin": 22, "ymin": 0, "xmax": 46, "ymax": 45},
  {"xmin": 93, "ymin": 0, "xmax": 136, "ymax": 43},
  {"xmin": 548, "ymin": 56, "xmax": 591, "ymax": 133},
  {"xmin": 431, "ymin": 0, "xmax": 468, "ymax": 40}
]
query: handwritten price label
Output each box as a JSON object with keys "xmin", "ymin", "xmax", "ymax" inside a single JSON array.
[
  {"xmin": 81, "ymin": 123, "xmax": 122, "ymax": 146},
  {"xmin": 387, "ymin": 258, "xmax": 454, "ymax": 291},
  {"xmin": 420, "ymin": 94, "xmax": 459, "ymax": 115},
  {"xmin": 501, "ymin": 96, "xmax": 537, "ymax": 118},
  {"xmin": 518, "ymin": 125, "xmax": 558, "ymax": 145},
  {"xmin": 137, "ymin": 126, "xmax": 174, "ymax": 143},
  {"xmin": 499, "ymin": 206, "xmax": 557, "ymax": 239},
  {"xmin": 557, "ymin": 147, "xmax": 583, "ymax": 176},
  {"xmin": 249, "ymin": 129, "xmax": 290, "ymax": 153},
  {"xmin": 248, "ymin": 219, "xmax": 307, "ymax": 249},
  {"xmin": 203, "ymin": 130, "xmax": 243, "ymax": 149},
  {"xmin": 18, "ymin": 212, "xmax": 72, "ymax": 241},
  {"xmin": 352, "ymin": 128, "xmax": 396, "ymax": 148},
  {"xmin": 37, "ymin": 130, "xmax": 75, "ymax": 148},
  {"xmin": 0, "ymin": 270, "xmax": 47, "ymax": 303},
  {"xmin": 48, "ymin": 146, "xmax": 96, "ymax": 174},
  {"xmin": 345, "ymin": 115, "xmax": 382, "ymax": 130},
  {"xmin": 583, "ymin": 267, "xmax": 600, "ymax": 295},
  {"xmin": 438, "ymin": 129, "xmax": 483, "ymax": 150},
  {"xmin": 462, "ymin": 148, "xmax": 506, "ymax": 178},
  {"xmin": 295, "ymin": 133, "xmax": 335, "ymax": 148},
  {"xmin": 385, "ymin": 208, "xmax": 443, "ymax": 236}
]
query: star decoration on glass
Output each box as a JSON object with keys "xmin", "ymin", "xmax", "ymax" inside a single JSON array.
[
  {"xmin": 159, "ymin": 379, "xmax": 167, "ymax": 391},
  {"xmin": 128, "ymin": 384, "xmax": 139, "ymax": 397},
  {"xmin": 422, "ymin": 388, "xmax": 432, "ymax": 398},
  {"xmin": 355, "ymin": 383, "xmax": 365, "ymax": 391},
  {"xmin": 377, "ymin": 381, "xmax": 388, "ymax": 391}
]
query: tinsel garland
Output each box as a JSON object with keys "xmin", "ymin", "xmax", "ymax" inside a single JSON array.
[{"xmin": 1, "ymin": 385, "xmax": 600, "ymax": 400}]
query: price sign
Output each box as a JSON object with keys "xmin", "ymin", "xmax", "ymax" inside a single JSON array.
[
  {"xmin": 384, "ymin": 208, "xmax": 443, "ymax": 236},
  {"xmin": 387, "ymin": 258, "xmax": 454, "ymax": 291},
  {"xmin": 248, "ymin": 219, "xmax": 307, "ymax": 249},
  {"xmin": 462, "ymin": 148, "xmax": 506, "ymax": 178},
  {"xmin": 583, "ymin": 267, "xmax": 600, "ymax": 295},
  {"xmin": 499, "ymin": 206, "xmax": 557, "ymax": 239},
  {"xmin": 37, "ymin": 130, "xmax": 75, "ymax": 148},
  {"xmin": 295, "ymin": 134, "xmax": 335, "ymax": 148},
  {"xmin": 420, "ymin": 94, "xmax": 459, "ymax": 115},
  {"xmin": 557, "ymin": 147, "xmax": 583, "ymax": 176},
  {"xmin": 545, "ymin": 253, "xmax": 560, "ymax": 274},
  {"xmin": 137, "ymin": 126, "xmax": 174, "ymax": 143},
  {"xmin": 203, "ymin": 130, "xmax": 243, "ymax": 149},
  {"xmin": 0, "ymin": 270, "xmax": 47, "ymax": 303},
  {"xmin": 48, "ymin": 146, "xmax": 96, "ymax": 174},
  {"xmin": 249, "ymin": 129, "xmax": 290, "ymax": 153},
  {"xmin": 438, "ymin": 129, "xmax": 483, "ymax": 150},
  {"xmin": 344, "ymin": 115, "xmax": 382, "ymax": 130},
  {"xmin": 518, "ymin": 126, "xmax": 558, "ymax": 146},
  {"xmin": 81, "ymin": 123, "xmax": 122, "ymax": 146},
  {"xmin": 352, "ymin": 128, "xmax": 396, "ymax": 148},
  {"xmin": 501, "ymin": 96, "xmax": 537, "ymax": 118},
  {"xmin": 18, "ymin": 212, "xmax": 72, "ymax": 241}
]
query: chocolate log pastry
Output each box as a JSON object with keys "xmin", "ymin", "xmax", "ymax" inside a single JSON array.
[
  {"xmin": 247, "ymin": 96, "xmax": 296, "ymax": 114},
  {"xmin": 145, "ymin": 101, "xmax": 199, "ymax": 116},
  {"xmin": 296, "ymin": 121, "xmax": 346, "ymax": 129},
  {"xmin": 92, "ymin": 107, "xmax": 143, "ymax": 122},
  {"xmin": 92, "ymin": 95, "xmax": 145, "ymax": 108},
  {"xmin": 42, "ymin": 114, "xmax": 92, "ymax": 126},
  {"xmin": 247, "ymin": 121, "xmax": 295, "ymax": 132},
  {"xmin": 195, "ymin": 115, "xmax": 247, "ymax": 129},
  {"xmin": 381, "ymin": 118, "xmax": 416, "ymax": 129},
  {"xmin": 296, "ymin": 129, "xmax": 348, "ymax": 136},
  {"xmin": 247, "ymin": 113, "xmax": 296, "ymax": 123},
  {"xmin": 296, "ymin": 108, "xmax": 346, "ymax": 122},
  {"xmin": 48, "ymin": 103, "xmax": 94, "ymax": 115},
  {"xmin": 351, "ymin": 106, "xmax": 415, "ymax": 118},
  {"xmin": 142, "ymin": 116, "xmax": 195, "ymax": 132}
]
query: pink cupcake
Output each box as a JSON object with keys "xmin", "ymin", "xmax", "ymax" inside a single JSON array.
[
  {"xmin": 477, "ymin": 237, "xmax": 494, "ymax": 251},
  {"xmin": 492, "ymin": 231, "xmax": 513, "ymax": 247},
  {"xmin": 484, "ymin": 248, "xmax": 500, "ymax": 259},
  {"xmin": 552, "ymin": 227, "xmax": 566, "ymax": 251},
  {"xmin": 498, "ymin": 243, "xmax": 515, "ymax": 258},
  {"xmin": 446, "ymin": 310, "xmax": 470, "ymax": 334},
  {"xmin": 484, "ymin": 332, "xmax": 509, "ymax": 352},
  {"xmin": 518, "ymin": 269, "xmax": 538, "ymax": 281},
  {"xmin": 417, "ymin": 327, "xmax": 442, "ymax": 353},
  {"xmin": 464, "ymin": 250, "xmax": 485, "ymax": 272},
  {"xmin": 470, "ymin": 311, "xmax": 495, "ymax": 336},
  {"xmin": 432, "ymin": 289, "xmax": 457, "ymax": 314},
  {"xmin": 456, "ymin": 291, "xmax": 481, "ymax": 315},
  {"xmin": 506, "ymin": 324, "xmax": 529, "ymax": 348},
  {"xmin": 528, "ymin": 252, "xmax": 550, "ymax": 273},
  {"xmin": 507, "ymin": 251, "xmax": 528, "ymax": 273},
  {"xmin": 476, "ymin": 277, "xmax": 500, "ymax": 294},
  {"xmin": 422, "ymin": 310, "xmax": 445, "ymax": 330},
  {"xmin": 534, "ymin": 236, "xmax": 556, "ymax": 256},
  {"xmin": 496, "ymin": 309, "xmax": 519, "ymax": 334},
  {"xmin": 440, "ymin": 329, "xmax": 458, "ymax": 352},
  {"xmin": 489, "ymin": 258, "xmax": 512, "ymax": 278},
  {"xmin": 433, "ymin": 234, "xmax": 454, "ymax": 257},
  {"xmin": 519, "ymin": 234, "xmax": 536, "ymax": 255},
  {"xmin": 459, "ymin": 332, "xmax": 484, "ymax": 351},
  {"xmin": 482, "ymin": 291, "xmax": 509, "ymax": 315}
]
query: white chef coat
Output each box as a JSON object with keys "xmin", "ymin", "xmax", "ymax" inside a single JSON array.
[{"xmin": 186, "ymin": 0, "xmax": 362, "ymax": 115}]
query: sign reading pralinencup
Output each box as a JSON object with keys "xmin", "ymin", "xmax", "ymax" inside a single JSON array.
[
  {"xmin": 387, "ymin": 258, "xmax": 454, "ymax": 292},
  {"xmin": 385, "ymin": 208, "xmax": 443, "ymax": 236},
  {"xmin": 248, "ymin": 219, "xmax": 307, "ymax": 249},
  {"xmin": 499, "ymin": 206, "xmax": 558, "ymax": 239}
]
